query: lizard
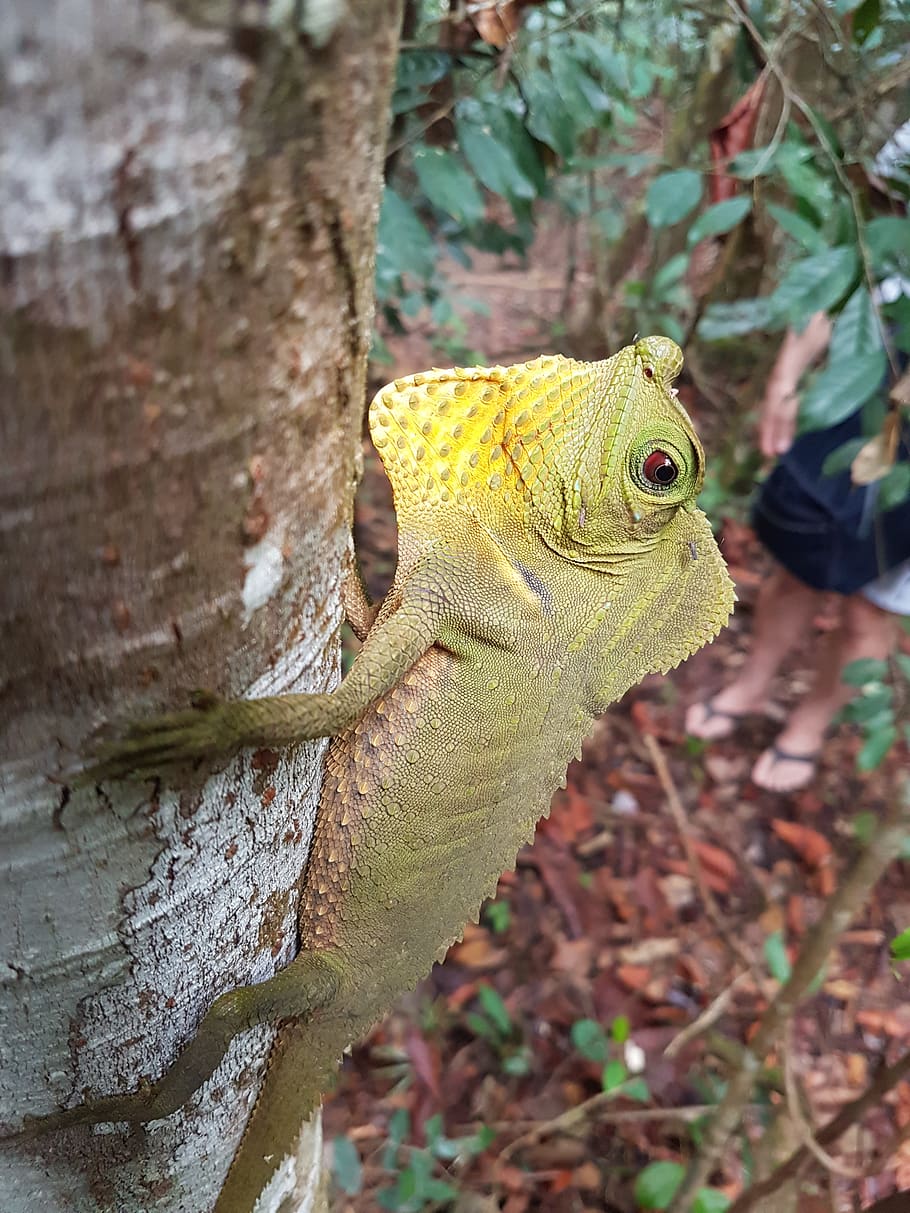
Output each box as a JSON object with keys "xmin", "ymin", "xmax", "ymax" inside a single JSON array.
[{"xmin": 16, "ymin": 335, "xmax": 734, "ymax": 1211}]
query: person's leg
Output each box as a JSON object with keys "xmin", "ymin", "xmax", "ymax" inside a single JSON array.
[
  {"xmin": 686, "ymin": 566, "xmax": 820, "ymax": 739},
  {"xmin": 752, "ymin": 593, "xmax": 899, "ymax": 792}
]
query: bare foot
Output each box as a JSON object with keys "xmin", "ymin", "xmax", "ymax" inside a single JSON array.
[{"xmin": 752, "ymin": 743, "xmax": 820, "ymax": 793}]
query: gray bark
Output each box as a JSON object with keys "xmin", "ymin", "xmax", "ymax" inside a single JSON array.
[{"xmin": 0, "ymin": 1, "xmax": 401, "ymax": 1210}]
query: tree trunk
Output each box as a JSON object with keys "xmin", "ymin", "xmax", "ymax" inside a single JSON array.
[{"xmin": 0, "ymin": 2, "xmax": 401, "ymax": 1210}]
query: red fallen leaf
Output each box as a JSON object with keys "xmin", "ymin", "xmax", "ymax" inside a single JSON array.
[
  {"xmin": 692, "ymin": 839, "xmax": 739, "ymax": 888},
  {"xmin": 856, "ymin": 1009, "xmax": 910, "ymax": 1038},
  {"xmin": 662, "ymin": 857, "xmax": 731, "ymax": 895},
  {"xmin": 548, "ymin": 786, "xmax": 595, "ymax": 843},
  {"xmin": 473, "ymin": 0, "xmax": 542, "ymax": 48},
  {"xmin": 547, "ymin": 1169, "xmax": 575, "ymax": 1194},
  {"xmin": 630, "ymin": 699, "xmax": 658, "ymax": 736},
  {"xmin": 404, "ymin": 1026, "xmax": 441, "ymax": 1101},
  {"xmin": 521, "ymin": 844, "xmax": 585, "ymax": 938},
  {"xmin": 709, "ymin": 76, "xmax": 766, "ymax": 202},
  {"xmin": 616, "ymin": 964, "xmax": 651, "ymax": 991},
  {"xmin": 551, "ymin": 935, "xmax": 595, "ymax": 979},
  {"xmin": 771, "ymin": 819, "xmax": 832, "ymax": 869},
  {"xmin": 448, "ymin": 924, "xmax": 507, "ymax": 970},
  {"xmin": 786, "ymin": 892, "xmax": 805, "ymax": 936},
  {"xmin": 445, "ymin": 978, "xmax": 480, "ymax": 1012},
  {"xmin": 496, "ymin": 1163, "xmax": 530, "ymax": 1192}
]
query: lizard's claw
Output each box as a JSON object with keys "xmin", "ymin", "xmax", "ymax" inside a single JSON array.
[{"xmin": 76, "ymin": 693, "xmax": 234, "ymax": 784}]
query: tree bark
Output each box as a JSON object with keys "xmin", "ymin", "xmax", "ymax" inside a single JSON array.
[{"xmin": 0, "ymin": 2, "xmax": 401, "ymax": 1210}]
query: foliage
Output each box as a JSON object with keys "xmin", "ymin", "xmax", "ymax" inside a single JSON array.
[
  {"xmin": 570, "ymin": 1013, "xmax": 651, "ymax": 1100},
  {"xmin": 330, "ymin": 1108, "xmax": 494, "ymax": 1211},
  {"xmin": 840, "ymin": 654, "xmax": 910, "ymax": 771},
  {"xmin": 380, "ymin": 0, "xmax": 908, "ymax": 431},
  {"xmin": 466, "ymin": 983, "xmax": 534, "ymax": 1075},
  {"xmin": 634, "ymin": 1159, "xmax": 730, "ymax": 1211}
]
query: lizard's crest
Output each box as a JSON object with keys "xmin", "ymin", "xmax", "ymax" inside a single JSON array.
[{"xmin": 369, "ymin": 336, "xmax": 704, "ymax": 567}]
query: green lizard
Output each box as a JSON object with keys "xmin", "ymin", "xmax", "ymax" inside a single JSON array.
[{"xmin": 20, "ymin": 336, "xmax": 734, "ymax": 1210}]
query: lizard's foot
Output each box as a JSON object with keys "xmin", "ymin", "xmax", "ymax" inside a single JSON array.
[{"xmin": 76, "ymin": 692, "xmax": 235, "ymax": 784}]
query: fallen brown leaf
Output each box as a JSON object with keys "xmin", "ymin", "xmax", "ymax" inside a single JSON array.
[{"xmin": 771, "ymin": 818, "xmax": 832, "ymax": 869}]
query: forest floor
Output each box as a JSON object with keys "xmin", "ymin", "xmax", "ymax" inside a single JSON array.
[{"xmin": 322, "ymin": 224, "xmax": 910, "ymax": 1213}]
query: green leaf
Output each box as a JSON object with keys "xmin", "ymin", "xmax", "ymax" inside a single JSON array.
[
  {"xmin": 687, "ymin": 196, "xmax": 752, "ymax": 246},
  {"xmin": 635, "ymin": 1160, "xmax": 685, "ymax": 1209},
  {"xmin": 853, "ymin": 810, "xmax": 877, "ymax": 844},
  {"xmin": 603, "ymin": 1059, "xmax": 628, "ymax": 1091},
  {"xmin": 830, "ymin": 287, "xmax": 883, "ymax": 362},
  {"xmin": 697, "ymin": 298, "xmax": 776, "ymax": 340},
  {"xmin": 764, "ymin": 930, "xmax": 792, "ymax": 983},
  {"xmin": 891, "ymin": 927, "xmax": 910, "ymax": 961},
  {"xmin": 776, "ymin": 145, "xmax": 833, "ymax": 220},
  {"xmin": 693, "ymin": 1190, "xmax": 732, "ymax": 1213},
  {"xmin": 867, "ymin": 216, "xmax": 910, "ymax": 272},
  {"xmin": 799, "ymin": 350, "xmax": 887, "ymax": 430},
  {"xmin": 895, "ymin": 652, "xmax": 910, "ymax": 682},
  {"xmin": 611, "ymin": 1014, "xmax": 631, "ymax": 1044},
  {"xmin": 852, "ymin": 0, "xmax": 881, "ymax": 43},
  {"xmin": 477, "ymin": 984, "xmax": 512, "ymax": 1036},
  {"xmin": 376, "ymin": 189, "xmax": 436, "ymax": 283},
  {"xmin": 729, "ymin": 145, "xmax": 779, "ymax": 179},
  {"xmin": 571, "ymin": 1018, "xmax": 610, "ymax": 1062},
  {"xmin": 455, "ymin": 108, "xmax": 539, "ymax": 202},
  {"xmin": 550, "ymin": 46, "xmax": 610, "ymax": 123},
  {"xmin": 879, "ymin": 463, "xmax": 910, "ymax": 511},
  {"xmin": 522, "ymin": 71, "xmax": 577, "ymax": 159},
  {"xmin": 646, "ymin": 170, "xmax": 704, "ymax": 228},
  {"xmin": 483, "ymin": 899, "xmax": 511, "ymax": 933},
  {"xmin": 413, "ymin": 148, "xmax": 484, "ymax": 227},
  {"xmin": 844, "ymin": 689, "xmax": 893, "ymax": 724},
  {"xmin": 857, "ymin": 723, "xmax": 897, "ymax": 770},
  {"xmin": 332, "ymin": 1136, "xmax": 363, "ymax": 1195},
  {"xmin": 653, "ymin": 253, "xmax": 690, "ymax": 296},
  {"xmin": 842, "ymin": 657, "xmax": 888, "ymax": 686},
  {"xmin": 766, "ymin": 203, "xmax": 827, "ymax": 253},
  {"xmin": 770, "ymin": 245, "xmax": 858, "ymax": 328},
  {"xmin": 571, "ymin": 32, "xmax": 630, "ymax": 94},
  {"xmin": 822, "ymin": 436, "xmax": 867, "ymax": 476},
  {"xmin": 624, "ymin": 1077, "xmax": 652, "ymax": 1102}
]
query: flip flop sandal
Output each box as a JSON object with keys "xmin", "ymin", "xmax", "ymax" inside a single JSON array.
[
  {"xmin": 687, "ymin": 698, "xmax": 750, "ymax": 739},
  {"xmin": 754, "ymin": 744, "xmax": 820, "ymax": 792}
]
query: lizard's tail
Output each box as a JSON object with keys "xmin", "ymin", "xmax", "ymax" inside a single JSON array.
[{"xmin": 213, "ymin": 1015, "xmax": 351, "ymax": 1213}]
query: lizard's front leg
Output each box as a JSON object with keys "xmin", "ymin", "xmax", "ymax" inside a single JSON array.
[
  {"xmin": 16, "ymin": 950, "xmax": 342, "ymax": 1137},
  {"xmin": 78, "ymin": 575, "xmax": 443, "ymax": 783}
]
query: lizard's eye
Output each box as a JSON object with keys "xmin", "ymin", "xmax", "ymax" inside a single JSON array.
[{"xmin": 641, "ymin": 449, "xmax": 678, "ymax": 488}]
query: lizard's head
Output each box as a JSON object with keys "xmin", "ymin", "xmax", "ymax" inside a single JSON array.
[
  {"xmin": 369, "ymin": 338, "xmax": 733, "ymax": 674},
  {"xmin": 533, "ymin": 335, "xmax": 703, "ymax": 560}
]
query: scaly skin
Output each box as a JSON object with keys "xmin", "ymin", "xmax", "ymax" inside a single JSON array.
[{"xmin": 17, "ymin": 337, "xmax": 734, "ymax": 1211}]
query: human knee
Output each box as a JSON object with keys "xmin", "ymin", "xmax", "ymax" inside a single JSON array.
[{"xmin": 842, "ymin": 595, "xmax": 898, "ymax": 657}]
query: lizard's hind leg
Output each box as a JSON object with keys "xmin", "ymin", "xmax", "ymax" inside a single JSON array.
[{"xmin": 19, "ymin": 950, "xmax": 342, "ymax": 1136}]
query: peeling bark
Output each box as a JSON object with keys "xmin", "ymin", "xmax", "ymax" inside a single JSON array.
[{"xmin": 0, "ymin": 2, "xmax": 402, "ymax": 1210}]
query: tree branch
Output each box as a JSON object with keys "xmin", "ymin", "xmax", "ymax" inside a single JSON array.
[{"xmin": 667, "ymin": 777, "xmax": 910, "ymax": 1212}]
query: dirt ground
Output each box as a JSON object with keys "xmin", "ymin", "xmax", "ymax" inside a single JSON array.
[{"xmin": 323, "ymin": 221, "xmax": 910, "ymax": 1212}]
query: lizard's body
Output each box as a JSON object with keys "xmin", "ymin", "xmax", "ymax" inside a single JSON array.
[{"xmin": 17, "ymin": 340, "xmax": 734, "ymax": 1211}]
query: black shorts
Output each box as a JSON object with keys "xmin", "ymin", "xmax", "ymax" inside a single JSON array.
[{"xmin": 752, "ymin": 410, "xmax": 910, "ymax": 596}]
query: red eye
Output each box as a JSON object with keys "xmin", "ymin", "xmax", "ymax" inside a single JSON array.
[
  {"xmin": 642, "ymin": 449, "xmax": 678, "ymax": 487},
  {"xmin": 643, "ymin": 365, "xmax": 654, "ymax": 379}
]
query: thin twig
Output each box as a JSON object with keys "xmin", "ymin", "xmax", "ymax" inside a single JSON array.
[
  {"xmin": 665, "ymin": 971, "xmax": 751, "ymax": 1058},
  {"xmin": 666, "ymin": 778, "xmax": 910, "ymax": 1213},
  {"xmin": 498, "ymin": 1098, "xmax": 748, "ymax": 1164},
  {"xmin": 642, "ymin": 733, "xmax": 759, "ymax": 978},
  {"xmin": 782, "ymin": 1019, "xmax": 862, "ymax": 1179},
  {"xmin": 727, "ymin": 1046, "xmax": 910, "ymax": 1213}
]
